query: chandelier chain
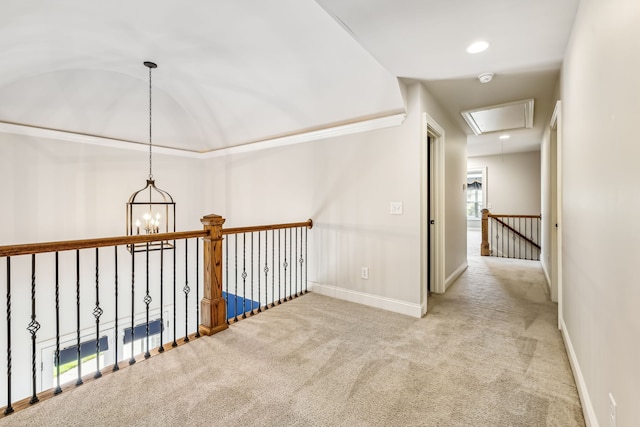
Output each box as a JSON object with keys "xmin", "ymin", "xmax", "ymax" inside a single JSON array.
[{"xmin": 148, "ymin": 65, "xmax": 153, "ymax": 181}]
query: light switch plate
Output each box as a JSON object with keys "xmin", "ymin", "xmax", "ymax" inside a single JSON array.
[{"xmin": 390, "ymin": 202, "xmax": 403, "ymax": 215}]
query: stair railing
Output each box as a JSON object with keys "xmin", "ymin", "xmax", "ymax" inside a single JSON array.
[
  {"xmin": 0, "ymin": 214, "xmax": 312, "ymax": 417},
  {"xmin": 481, "ymin": 209, "xmax": 541, "ymax": 260}
]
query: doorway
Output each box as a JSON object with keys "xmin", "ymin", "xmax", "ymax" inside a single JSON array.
[
  {"xmin": 421, "ymin": 113, "xmax": 445, "ymax": 316},
  {"xmin": 550, "ymin": 101, "xmax": 563, "ymax": 329}
]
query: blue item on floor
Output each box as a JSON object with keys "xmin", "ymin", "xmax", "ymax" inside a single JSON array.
[{"xmin": 223, "ymin": 291, "xmax": 260, "ymax": 319}]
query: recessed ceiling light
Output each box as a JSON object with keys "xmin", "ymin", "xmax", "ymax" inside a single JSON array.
[
  {"xmin": 499, "ymin": 134, "xmax": 511, "ymax": 140},
  {"xmin": 467, "ymin": 40, "xmax": 489, "ymax": 54}
]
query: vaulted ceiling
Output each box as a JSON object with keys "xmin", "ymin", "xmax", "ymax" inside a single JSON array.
[{"xmin": 0, "ymin": 0, "xmax": 580, "ymax": 157}]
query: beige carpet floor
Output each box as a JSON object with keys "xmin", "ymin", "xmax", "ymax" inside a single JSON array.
[{"xmin": 0, "ymin": 231, "xmax": 584, "ymax": 426}]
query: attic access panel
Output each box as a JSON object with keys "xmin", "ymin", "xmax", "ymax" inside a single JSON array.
[{"xmin": 461, "ymin": 98, "xmax": 534, "ymax": 135}]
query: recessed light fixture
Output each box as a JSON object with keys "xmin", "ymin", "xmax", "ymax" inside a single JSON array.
[
  {"xmin": 499, "ymin": 134, "xmax": 511, "ymax": 140},
  {"xmin": 466, "ymin": 40, "xmax": 489, "ymax": 54},
  {"xmin": 477, "ymin": 72, "xmax": 494, "ymax": 83}
]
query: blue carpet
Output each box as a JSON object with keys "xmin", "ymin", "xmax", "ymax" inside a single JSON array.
[{"xmin": 223, "ymin": 291, "xmax": 260, "ymax": 319}]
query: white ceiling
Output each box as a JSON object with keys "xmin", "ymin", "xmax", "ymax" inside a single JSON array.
[{"xmin": 0, "ymin": 0, "xmax": 580, "ymax": 157}]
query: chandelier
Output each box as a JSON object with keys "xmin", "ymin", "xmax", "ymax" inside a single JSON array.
[{"xmin": 126, "ymin": 61, "xmax": 175, "ymax": 252}]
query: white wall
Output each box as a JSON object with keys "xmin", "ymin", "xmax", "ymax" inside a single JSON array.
[
  {"xmin": 205, "ymin": 81, "xmax": 468, "ymax": 315},
  {"xmin": 467, "ymin": 151, "xmax": 541, "ymax": 215},
  {"xmin": 561, "ymin": 0, "xmax": 640, "ymax": 425}
]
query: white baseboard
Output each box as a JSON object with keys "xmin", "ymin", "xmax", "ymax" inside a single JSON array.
[
  {"xmin": 541, "ymin": 260, "xmax": 551, "ymax": 294},
  {"xmin": 444, "ymin": 261, "xmax": 468, "ymax": 291},
  {"xmin": 560, "ymin": 318, "xmax": 599, "ymax": 427},
  {"xmin": 309, "ymin": 282, "xmax": 422, "ymax": 318}
]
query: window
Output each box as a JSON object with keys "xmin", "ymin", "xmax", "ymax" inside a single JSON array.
[{"xmin": 467, "ymin": 169, "xmax": 484, "ymax": 219}]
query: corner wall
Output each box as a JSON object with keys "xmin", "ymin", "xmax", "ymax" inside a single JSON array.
[{"xmin": 561, "ymin": 0, "xmax": 640, "ymax": 425}]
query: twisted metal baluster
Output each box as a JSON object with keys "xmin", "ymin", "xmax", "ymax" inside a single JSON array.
[
  {"xmin": 294, "ymin": 227, "xmax": 298, "ymax": 298},
  {"xmin": 250, "ymin": 233, "xmax": 254, "ymax": 315},
  {"xmin": 242, "ymin": 234, "xmax": 247, "ymax": 319},
  {"xmin": 272, "ymin": 229, "xmax": 275, "ymax": 306},
  {"xmin": 158, "ymin": 241, "xmax": 165, "ymax": 352},
  {"xmin": 225, "ymin": 237, "xmax": 229, "ymax": 324},
  {"xmin": 54, "ymin": 252, "xmax": 62, "ymax": 394},
  {"xmin": 235, "ymin": 235, "xmax": 238, "ymax": 322},
  {"xmin": 289, "ymin": 228, "xmax": 293, "ymax": 300},
  {"xmin": 113, "ymin": 246, "xmax": 120, "ymax": 371},
  {"xmin": 76, "ymin": 250, "xmax": 83, "ymax": 384},
  {"xmin": 144, "ymin": 242, "xmax": 151, "ymax": 359},
  {"xmin": 299, "ymin": 227, "xmax": 304, "ymax": 296},
  {"xmin": 93, "ymin": 248, "xmax": 103, "ymax": 378},
  {"xmin": 183, "ymin": 239, "xmax": 190, "ymax": 343},
  {"xmin": 130, "ymin": 246, "xmax": 136, "ymax": 365},
  {"xmin": 4, "ymin": 257, "xmax": 14, "ymax": 414},
  {"xmin": 257, "ymin": 232, "xmax": 262, "ymax": 312},
  {"xmin": 304, "ymin": 226, "xmax": 308, "ymax": 293},
  {"xmin": 172, "ymin": 239, "xmax": 177, "ymax": 347},
  {"xmin": 278, "ymin": 230, "xmax": 282, "ymax": 304},
  {"xmin": 28, "ymin": 254, "xmax": 40, "ymax": 404},
  {"xmin": 263, "ymin": 231, "xmax": 269, "ymax": 310},
  {"xmin": 283, "ymin": 230, "xmax": 288, "ymax": 301},
  {"xmin": 195, "ymin": 239, "xmax": 200, "ymax": 338}
]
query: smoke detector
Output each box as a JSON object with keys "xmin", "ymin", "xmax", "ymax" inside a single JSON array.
[{"xmin": 477, "ymin": 72, "xmax": 494, "ymax": 83}]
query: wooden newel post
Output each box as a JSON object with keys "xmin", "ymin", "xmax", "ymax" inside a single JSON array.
[
  {"xmin": 199, "ymin": 214, "xmax": 228, "ymax": 336},
  {"xmin": 481, "ymin": 208, "xmax": 490, "ymax": 256}
]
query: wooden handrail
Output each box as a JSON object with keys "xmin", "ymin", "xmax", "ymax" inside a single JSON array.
[
  {"xmin": 223, "ymin": 219, "xmax": 313, "ymax": 235},
  {"xmin": 0, "ymin": 230, "xmax": 209, "ymax": 257},
  {"xmin": 488, "ymin": 213, "xmax": 541, "ymax": 219}
]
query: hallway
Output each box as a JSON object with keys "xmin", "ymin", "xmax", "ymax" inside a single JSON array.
[{"xmin": 1, "ymin": 235, "xmax": 584, "ymax": 426}]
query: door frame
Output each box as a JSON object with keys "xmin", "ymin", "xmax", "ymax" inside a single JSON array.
[
  {"xmin": 420, "ymin": 113, "xmax": 445, "ymax": 316},
  {"xmin": 550, "ymin": 100, "xmax": 563, "ymax": 329}
]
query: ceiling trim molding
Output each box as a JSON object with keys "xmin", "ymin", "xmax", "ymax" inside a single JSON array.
[
  {"xmin": 0, "ymin": 121, "xmax": 202, "ymax": 158},
  {"xmin": 0, "ymin": 111, "xmax": 407, "ymax": 159},
  {"xmin": 201, "ymin": 112, "xmax": 407, "ymax": 158}
]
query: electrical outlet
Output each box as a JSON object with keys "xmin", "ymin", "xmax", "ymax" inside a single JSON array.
[
  {"xmin": 609, "ymin": 393, "xmax": 616, "ymax": 427},
  {"xmin": 361, "ymin": 267, "xmax": 369, "ymax": 279}
]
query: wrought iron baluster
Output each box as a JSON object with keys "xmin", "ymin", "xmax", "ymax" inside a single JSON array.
[
  {"xmin": 94, "ymin": 248, "xmax": 103, "ymax": 378},
  {"xmin": 76, "ymin": 250, "xmax": 84, "ymax": 383},
  {"xmin": 304, "ymin": 226, "xmax": 308, "ymax": 293},
  {"xmin": 283, "ymin": 229, "xmax": 288, "ymax": 301},
  {"xmin": 183, "ymin": 239, "xmax": 190, "ymax": 343},
  {"xmin": 294, "ymin": 227, "xmax": 298, "ymax": 298},
  {"xmin": 242, "ymin": 234, "xmax": 247, "ymax": 319},
  {"xmin": 130, "ymin": 245, "xmax": 136, "ymax": 365},
  {"xmin": 144, "ymin": 242, "xmax": 151, "ymax": 359},
  {"xmin": 289, "ymin": 228, "xmax": 293, "ymax": 300},
  {"xmin": 272, "ymin": 229, "xmax": 275, "ymax": 306},
  {"xmin": 278, "ymin": 230, "xmax": 282, "ymax": 304},
  {"xmin": 113, "ymin": 246, "xmax": 120, "ymax": 370},
  {"xmin": 225, "ymin": 237, "xmax": 229, "ymax": 324},
  {"xmin": 4, "ymin": 257, "xmax": 14, "ymax": 415},
  {"xmin": 235, "ymin": 234, "xmax": 239, "ymax": 322},
  {"xmin": 257, "ymin": 231, "xmax": 262, "ymax": 312},
  {"xmin": 250, "ymin": 233, "xmax": 254, "ymax": 315},
  {"xmin": 195, "ymin": 239, "xmax": 200, "ymax": 338},
  {"xmin": 264, "ymin": 230, "xmax": 269, "ymax": 310},
  {"xmin": 299, "ymin": 227, "xmax": 304, "ymax": 296},
  {"xmin": 158, "ymin": 241, "xmax": 165, "ymax": 352},
  {"xmin": 54, "ymin": 252, "xmax": 62, "ymax": 394},
  {"xmin": 28, "ymin": 254, "xmax": 40, "ymax": 404},
  {"xmin": 172, "ymin": 239, "xmax": 177, "ymax": 347}
]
